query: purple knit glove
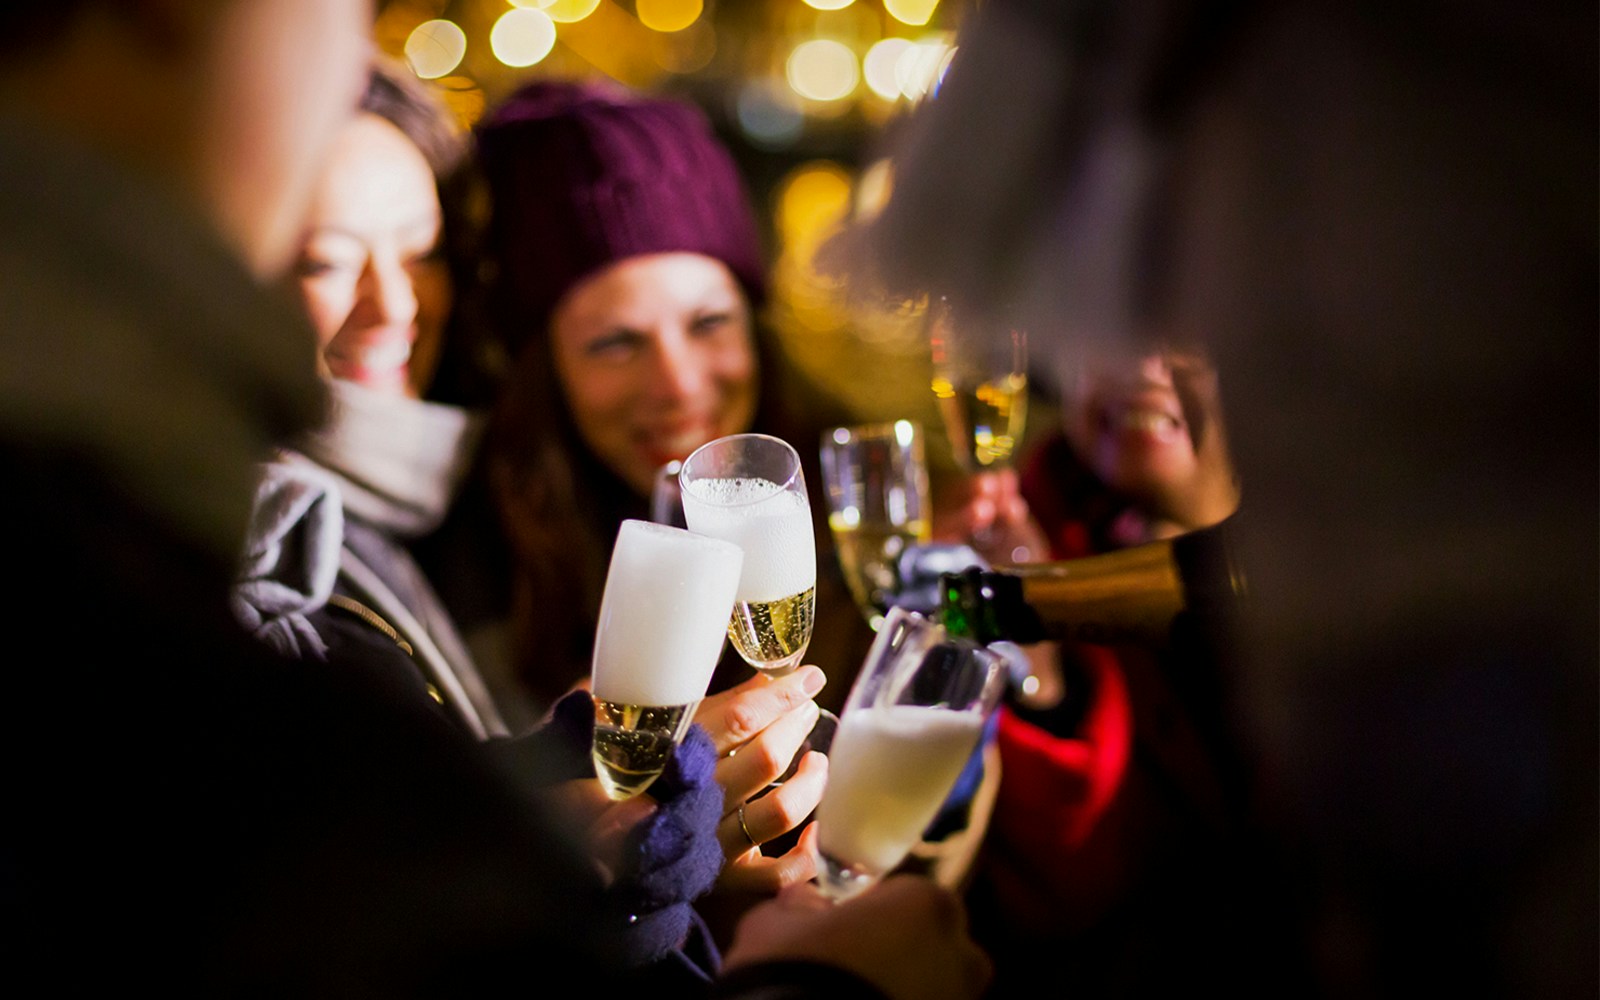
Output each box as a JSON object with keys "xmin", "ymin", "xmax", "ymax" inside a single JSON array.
[{"xmin": 608, "ymin": 723, "xmax": 726, "ymax": 965}]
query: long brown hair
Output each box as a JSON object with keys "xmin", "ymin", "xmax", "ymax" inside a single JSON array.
[{"xmin": 483, "ymin": 303, "xmax": 843, "ymax": 708}]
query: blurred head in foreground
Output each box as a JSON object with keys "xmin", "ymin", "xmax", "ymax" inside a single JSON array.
[{"xmin": 861, "ymin": 0, "xmax": 1597, "ymax": 994}]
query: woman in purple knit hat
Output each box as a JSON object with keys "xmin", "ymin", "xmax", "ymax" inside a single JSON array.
[{"xmin": 422, "ymin": 77, "xmax": 868, "ymax": 903}]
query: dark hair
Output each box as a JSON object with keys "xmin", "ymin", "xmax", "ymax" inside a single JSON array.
[
  {"xmin": 353, "ymin": 60, "xmax": 495, "ymax": 406},
  {"xmin": 360, "ymin": 60, "xmax": 465, "ymax": 180},
  {"xmin": 483, "ymin": 304, "xmax": 823, "ymax": 707},
  {"xmin": 444, "ymin": 83, "xmax": 864, "ymax": 715}
]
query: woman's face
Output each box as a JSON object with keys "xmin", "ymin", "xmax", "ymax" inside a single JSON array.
[
  {"xmin": 294, "ymin": 113, "xmax": 449, "ymax": 398},
  {"xmin": 1061, "ymin": 349, "xmax": 1237, "ymax": 530},
  {"xmin": 548, "ymin": 252, "xmax": 758, "ymax": 496}
]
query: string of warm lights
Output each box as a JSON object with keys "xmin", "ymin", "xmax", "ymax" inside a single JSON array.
[{"xmin": 390, "ymin": 1, "xmax": 956, "ymax": 129}]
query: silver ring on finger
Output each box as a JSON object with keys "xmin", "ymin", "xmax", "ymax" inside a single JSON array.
[{"xmin": 737, "ymin": 802, "xmax": 757, "ymax": 846}]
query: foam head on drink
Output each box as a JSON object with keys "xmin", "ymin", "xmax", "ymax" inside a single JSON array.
[
  {"xmin": 590, "ymin": 520, "xmax": 743, "ymax": 799},
  {"xmin": 681, "ymin": 476, "xmax": 817, "ymax": 670},
  {"xmin": 816, "ymin": 704, "xmax": 986, "ymax": 898},
  {"xmin": 680, "ymin": 477, "xmax": 815, "ymax": 600}
]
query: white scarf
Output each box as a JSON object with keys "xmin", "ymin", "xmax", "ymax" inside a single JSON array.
[{"xmin": 297, "ymin": 380, "xmax": 484, "ymax": 539}]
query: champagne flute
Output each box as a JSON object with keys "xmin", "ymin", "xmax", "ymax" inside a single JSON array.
[
  {"xmin": 928, "ymin": 295, "xmax": 1034, "ymax": 561},
  {"xmin": 590, "ymin": 519, "xmax": 744, "ymax": 800},
  {"xmin": 819, "ymin": 420, "xmax": 932, "ymax": 631},
  {"xmin": 813, "ymin": 607, "xmax": 1007, "ymax": 901},
  {"xmin": 928, "ymin": 296, "xmax": 1029, "ymax": 472},
  {"xmin": 679, "ymin": 434, "xmax": 817, "ymax": 676},
  {"xmin": 679, "ymin": 433, "xmax": 835, "ymax": 763}
]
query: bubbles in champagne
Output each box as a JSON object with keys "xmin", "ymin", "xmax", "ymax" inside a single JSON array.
[
  {"xmin": 592, "ymin": 520, "xmax": 744, "ymax": 706},
  {"xmin": 681, "ymin": 477, "xmax": 817, "ymax": 601}
]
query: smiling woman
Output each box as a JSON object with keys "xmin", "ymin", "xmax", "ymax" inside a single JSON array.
[
  {"xmin": 548, "ymin": 251, "xmax": 759, "ymax": 496},
  {"xmin": 295, "ymin": 112, "xmax": 450, "ymax": 397},
  {"xmin": 422, "ymin": 78, "xmax": 866, "ymax": 734},
  {"xmin": 232, "ymin": 60, "xmax": 511, "ymax": 742},
  {"xmin": 1056, "ymin": 346, "xmax": 1238, "ymax": 543}
]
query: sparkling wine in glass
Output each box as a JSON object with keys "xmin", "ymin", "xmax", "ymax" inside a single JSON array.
[
  {"xmin": 820, "ymin": 420, "xmax": 932, "ymax": 631},
  {"xmin": 814, "ymin": 607, "xmax": 1007, "ymax": 901},
  {"xmin": 679, "ymin": 434, "xmax": 817, "ymax": 676},
  {"xmin": 928, "ymin": 296, "xmax": 1029, "ymax": 473},
  {"xmin": 680, "ymin": 433, "xmax": 835, "ymax": 765},
  {"xmin": 589, "ymin": 519, "xmax": 743, "ymax": 800}
]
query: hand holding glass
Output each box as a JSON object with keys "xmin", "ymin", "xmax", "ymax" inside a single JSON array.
[
  {"xmin": 590, "ymin": 519, "xmax": 743, "ymax": 800},
  {"xmin": 814, "ymin": 607, "xmax": 1006, "ymax": 900}
]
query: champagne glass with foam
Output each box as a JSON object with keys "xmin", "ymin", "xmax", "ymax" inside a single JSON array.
[
  {"xmin": 813, "ymin": 607, "xmax": 1006, "ymax": 901},
  {"xmin": 679, "ymin": 434, "xmax": 817, "ymax": 676},
  {"xmin": 590, "ymin": 519, "xmax": 743, "ymax": 800},
  {"xmin": 680, "ymin": 433, "xmax": 835, "ymax": 764}
]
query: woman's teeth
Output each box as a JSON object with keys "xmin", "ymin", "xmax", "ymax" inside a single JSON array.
[
  {"xmin": 652, "ymin": 426, "xmax": 709, "ymax": 456},
  {"xmin": 354, "ymin": 338, "xmax": 412, "ymax": 371},
  {"xmin": 1115, "ymin": 409, "xmax": 1180, "ymax": 433}
]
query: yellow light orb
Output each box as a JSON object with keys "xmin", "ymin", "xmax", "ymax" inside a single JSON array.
[
  {"xmin": 776, "ymin": 160, "xmax": 853, "ymax": 246},
  {"xmin": 786, "ymin": 39, "xmax": 860, "ymax": 103},
  {"xmin": 651, "ymin": 18, "xmax": 716, "ymax": 74},
  {"xmin": 884, "ymin": 0, "xmax": 940, "ymax": 27},
  {"xmin": 854, "ymin": 158, "xmax": 894, "ymax": 221},
  {"xmin": 802, "ymin": 0, "xmax": 856, "ymax": 9},
  {"xmin": 895, "ymin": 37, "xmax": 951, "ymax": 101},
  {"xmin": 863, "ymin": 37, "xmax": 911, "ymax": 100},
  {"xmin": 404, "ymin": 20, "xmax": 467, "ymax": 80},
  {"xmin": 637, "ymin": 0, "xmax": 702, "ymax": 32},
  {"xmin": 490, "ymin": 9, "xmax": 557, "ymax": 68},
  {"xmin": 541, "ymin": 0, "xmax": 601, "ymax": 22}
]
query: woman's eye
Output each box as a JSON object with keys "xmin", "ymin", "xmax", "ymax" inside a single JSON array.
[
  {"xmin": 585, "ymin": 330, "xmax": 644, "ymax": 359},
  {"xmin": 690, "ymin": 312, "xmax": 732, "ymax": 337},
  {"xmin": 294, "ymin": 257, "xmax": 337, "ymax": 278},
  {"xmin": 295, "ymin": 254, "xmax": 362, "ymax": 280},
  {"xmin": 405, "ymin": 243, "xmax": 445, "ymax": 268}
]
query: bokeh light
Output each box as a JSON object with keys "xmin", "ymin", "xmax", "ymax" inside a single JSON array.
[
  {"xmin": 776, "ymin": 160, "xmax": 853, "ymax": 251},
  {"xmin": 638, "ymin": 0, "xmax": 703, "ymax": 33},
  {"xmin": 895, "ymin": 36, "xmax": 952, "ymax": 101},
  {"xmin": 786, "ymin": 39, "xmax": 859, "ymax": 103},
  {"xmin": 542, "ymin": 0, "xmax": 602, "ymax": 23},
  {"xmin": 735, "ymin": 81, "xmax": 806, "ymax": 149},
  {"xmin": 854, "ymin": 158, "xmax": 894, "ymax": 221},
  {"xmin": 651, "ymin": 18, "xmax": 716, "ymax": 74},
  {"xmin": 802, "ymin": 0, "xmax": 857, "ymax": 9},
  {"xmin": 884, "ymin": 0, "xmax": 940, "ymax": 27},
  {"xmin": 490, "ymin": 8, "xmax": 557, "ymax": 68},
  {"xmin": 863, "ymin": 37, "xmax": 912, "ymax": 100},
  {"xmin": 404, "ymin": 20, "xmax": 467, "ymax": 80}
]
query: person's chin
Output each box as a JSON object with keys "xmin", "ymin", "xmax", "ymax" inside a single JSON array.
[{"xmin": 333, "ymin": 366, "xmax": 410, "ymax": 397}]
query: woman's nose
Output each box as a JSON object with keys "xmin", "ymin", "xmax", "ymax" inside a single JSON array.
[
  {"xmin": 358, "ymin": 256, "xmax": 418, "ymax": 328},
  {"xmin": 651, "ymin": 331, "xmax": 710, "ymax": 403},
  {"xmin": 1137, "ymin": 352, "xmax": 1174, "ymax": 385}
]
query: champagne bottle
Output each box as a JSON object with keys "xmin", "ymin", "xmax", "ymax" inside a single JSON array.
[{"xmin": 938, "ymin": 517, "xmax": 1246, "ymax": 650}]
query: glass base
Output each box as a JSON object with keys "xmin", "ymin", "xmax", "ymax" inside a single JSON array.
[{"xmin": 815, "ymin": 848, "xmax": 878, "ymax": 901}]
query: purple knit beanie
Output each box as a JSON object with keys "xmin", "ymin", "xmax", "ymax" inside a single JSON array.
[{"xmin": 476, "ymin": 78, "xmax": 766, "ymax": 355}]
